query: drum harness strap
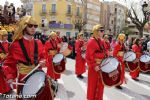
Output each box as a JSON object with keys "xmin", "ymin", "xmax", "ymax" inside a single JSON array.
[
  {"xmin": 18, "ymin": 39, "xmax": 38, "ymax": 66},
  {"xmin": 50, "ymin": 39, "xmax": 57, "ymax": 50}
]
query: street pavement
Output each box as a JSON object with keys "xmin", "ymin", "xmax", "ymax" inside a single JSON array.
[{"xmin": 0, "ymin": 58, "xmax": 150, "ymax": 100}]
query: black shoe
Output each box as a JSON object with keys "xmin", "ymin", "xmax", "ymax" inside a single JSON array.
[
  {"xmin": 77, "ymin": 75, "xmax": 84, "ymax": 79},
  {"xmin": 132, "ymin": 78, "xmax": 139, "ymax": 81},
  {"xmin": 115, "ymin": 86, "xmax": 122, "ymax": 89}
]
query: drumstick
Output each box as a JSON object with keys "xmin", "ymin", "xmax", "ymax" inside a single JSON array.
[
  {"xmin": 12, "ymin": 82, "xmax": 29, "ymax": 86},
  {"xmin": 100, "ymin": 57, "xmax": 115, "ymax": 68},
  {"xmin": 21, "ymin": 64, "xmax": 41, "ymax": 81}
]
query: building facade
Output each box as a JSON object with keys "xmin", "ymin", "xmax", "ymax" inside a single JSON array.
[
  {"xmin": 21, "ymin": 0, "xmax": 84, "ymax": 37},
  {"xmin": 84, "ymin": 0, "xmax": 101, "ymax": 35},
  {"xmin": 108, "ymin": 1, "xmax": 127, "ymax": 36}
]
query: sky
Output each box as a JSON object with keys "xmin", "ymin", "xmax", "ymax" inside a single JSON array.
[
  {"xmin": 0, "ymin": 0, "xmax": 140, "ymax": 8},
  {"xmin": 0, "ymin": 0, "xmax": 23, "ymax": 8}
]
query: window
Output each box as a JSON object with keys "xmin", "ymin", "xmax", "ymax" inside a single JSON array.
[
  {"xmin": 52, "ymin": 4, "xmax": 56, "ymax": 12},
  {"xmin": 76, "ymin": 7, "xmax": 80, "ymax": 16},
  {"xmin": 67, "ymin": 5, "xmax": 71, "ymax": 14},
  {"xmin": 42, "ymin": 4, "xmax": 46, "ymax": 13}
]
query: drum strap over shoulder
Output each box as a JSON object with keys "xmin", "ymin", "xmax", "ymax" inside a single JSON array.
[
  {"xmin": 50, "ymin": 39, "xmax": 57, "ymax": 50},
  {"xmin": 19, "ymin": 39, "xmax": 38, "ymax": 65},
  {"xmin": 94, "ymin": 38, "xmax": 107, "ymax": 57},
  {"xmin": 0, "ymin": 42, "xmax": 6, "ymax": 54}
]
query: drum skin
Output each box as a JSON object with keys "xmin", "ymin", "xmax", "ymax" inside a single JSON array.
[
  {"xmin": 139, "ymin": 62, "xmax": 150, "ymax": 72},
  {"xmin": 126, "ymin": 62, "xmax": 139, "ymax": 72}
]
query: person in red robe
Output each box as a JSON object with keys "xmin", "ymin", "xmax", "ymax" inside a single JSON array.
[
  {"xmin": 102, "ymin": 34, "xmax": 111, "ymax": 56},
  {"xmin": 0, "ymin": 29, "xmax": 11, "ymax": 94},
  {"xmin": 130, "ymin": 38, "xmax": 142, "ymax": 81},
  {"xmin": 86, "ymin": 24, "xmax": 107, "ymax": 100},
  {"xmin": 113, "ymin": 33, "xmax": 126, "ymax": 89},
  {"xmin": 2, "ymin": 16, "xmax": 53, "ymax": 100},
  {"xmin": 75, "ymin": 32, "xmax": 86, "ymax": 79},
  {"xmin": 45, "ymin": 31, "xmax": 61, "ymax": 81}
]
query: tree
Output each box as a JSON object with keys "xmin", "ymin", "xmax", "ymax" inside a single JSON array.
[
  {"xmin": 127, "ymin": 1, "xmax": 150, "ymax": 38},
  {"xmin": 73, "ymin": 18, "xmax": 86, "ymax": 32}
]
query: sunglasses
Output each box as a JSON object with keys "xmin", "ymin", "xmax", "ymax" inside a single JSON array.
[
  {"xmin": 27, "ymin": 24, "xmax": 38, "ymax": 28},
  {"xmin": 98, "ymin": 29, "xmax": 104, "ymax": 32}
]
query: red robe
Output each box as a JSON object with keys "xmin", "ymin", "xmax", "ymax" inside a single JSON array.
[
  {"xmin": 75, "ymin": 39, "xmax": 86, "ymax": 75},
  {"xmin": 45, "ymin": 38, "xmax": 61, "ymax": 80},
  {"xmin": 86, "ymin": 37, "xmax": 106, "ymax": 100},
  {"xmin": 113, "ymin": 42, "xmax": 125, "ymax": 85},
  {"xmin": 2, "ymin": 38, "xmax": 53, "ymax": 100},
  {"xmin": 130, "ymin": 44, "xmax": 141, "ymax": 79},
  {"xmin": 0, "ymin": 41, "xmax": 11, "ymax": 93}
]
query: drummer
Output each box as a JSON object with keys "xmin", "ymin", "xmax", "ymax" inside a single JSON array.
[
  {"xmin": 129, "ymin": 38, "xmax": 142, "ymax": 81},
  {"xmin": 102, "ymin": 34, "xmax": 111, "ymax": 56},
  {"xmin": 0, "ymin": 29, "xmax": 11, "ymax": 94},
  {"xmin": 45, "ymin": 31, "xmax": 61, "ymax": 81},
  {"xmin": 75, "ymin": 32, "xmax": 86, "ymax": 79},
  {"xmin": 86, "ymin": 24, "xmax": 108, "ymax": 100},
  {"xmin": 2, "ymin": 16, "xmax": 53, "ymax": 100},
  {"xmin": 113, "ymin": 33, "xmax": 126, "ymax": 89}
]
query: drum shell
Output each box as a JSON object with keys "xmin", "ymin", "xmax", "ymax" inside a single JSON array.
[
  {"xmin": 99, "ymin": 63, "xmax": 122, "ymax": 87},
  {"xmin": 99, "ymin": 57, "xmax": 122, "ymax": 87},
  {"xmin": 126, "ymin": 61, "xmax": 139, "ymax": 72},
  {"xmin": 139, "ymin": 55, "xmax": 150, "ymax": 72},
  {"xmin": 19, "ymin": 70, "xmax": 54, "ymax": 100},
  {"xmin": 139, "ymin": 62, "xmax": 150, "ymax": 72},
  {"xmin": 53, "ymin": 58, "xmax": 66, "ymax": 74}
]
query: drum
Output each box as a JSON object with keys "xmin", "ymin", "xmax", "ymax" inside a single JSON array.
[
  {"xmin": 48, "ymin": 78, "xmax": 58, "ymax": 96},
  {"xmin": 21, "ymin": 70, "xmax": 53, "ymax": 99},
  {"xmin": 99, "ymin": 56, "xmax": 121, "ymax": 87},
  {"xmin": 81, "ymin": 50, "xmax": 86, "ymax": 59},
  {"xmin": 139, "ymin": 54, "xmax": 150, "ymax": 72},
  {"xmin": 53, "ymin": 53, "xmax": 66, "ymax": 74},
  {"xmin": 124, "ymin": 51, "xmax": 138, "ymax": 72},
  {"xmin": 60, "ymin": 42, "xmax": 72, "ymax": 56}
]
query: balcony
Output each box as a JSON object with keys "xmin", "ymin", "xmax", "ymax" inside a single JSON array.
[
  {"xmin": 76, "ymin": 13, "xmax": 82, "ymax": 18},
  {"xmin": 40, "ymin": 11, "xmax": 47, "ymax": 16},
  {"xmin": 66, "ymin": 12, "xmax": 73, "ymax": 16},
  {"xmin": 50, "ymin": 11, "xmax": 57, "ymax": 15}
]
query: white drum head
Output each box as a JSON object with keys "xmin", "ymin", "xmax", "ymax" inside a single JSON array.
[
  {"xmin": 22, "ymin": 71, "xmax": 45, "ymax": 96},
  {"xmin": 53, "ymin": 54, "xmax": 64, "ymax": 63},
  {"xmin": 140, "ymin": 55, "xmax": 150, "ymax": 63},
  {"xmin": 60, "ymin": 42, "xmax": 68, "ymax": 52},
  {"xmin": 101, "ymin": 57, "xmax": 119, "ymax": 73},
  {"xmin": 124, "ymin": 51, "xmax": 136, "ymax": 62}
]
